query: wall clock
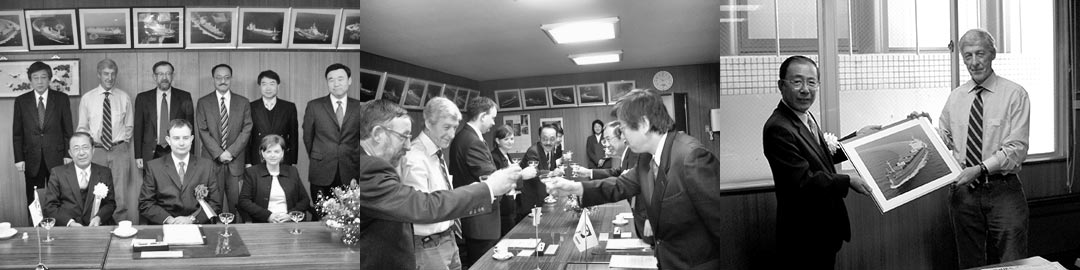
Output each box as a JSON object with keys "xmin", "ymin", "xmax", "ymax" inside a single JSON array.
[{"xmin": 653, "ymin": 70, "xmax": 673, "ymax": 91}]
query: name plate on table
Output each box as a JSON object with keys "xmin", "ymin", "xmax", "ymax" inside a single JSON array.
[
  {"xmin": 609, "ymin": 255, "xmax": 659, "ymax": 269},
  {"xmin": 132, "ymin": 227, "xmax": 251, "ymax": 259}
]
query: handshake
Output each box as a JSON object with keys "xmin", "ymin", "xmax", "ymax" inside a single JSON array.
[{"xmin": 483, "ymin": 166, "xmax": 539, "ymax": 195}]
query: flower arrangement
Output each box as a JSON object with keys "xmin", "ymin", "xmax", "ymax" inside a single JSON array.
[{"xmin": 315, "ymin": 179, "xmax": 367, "ymax": 246}]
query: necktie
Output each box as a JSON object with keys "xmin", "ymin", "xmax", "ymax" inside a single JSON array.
[
  {"xmin": 965, "ymin": 86, "xmax": 987, "ymax": 167},
  {"xmin": 219, "ymin": 97, "xmax": 229, "ymax": 149},
  {"xmin": 37, "ymin": 96, "xmax": 45, "ymax": 129},
  {"xmin": 640, "ymin": 158, "xmax": 658, "ymax": 206},
  {"xmin": 335, "ymin": 101, "xmax": 345, "ymax": 126},
  {"xmin": 434, "ymin": 149, "xmax": 463, "ymax": 238},
  {"xmin": 101, "ymin": 92, "xmax": 113, "ymax": 151},
  {"xmin": 159, "ymin": 93, "xmax": 169, "ymax": 145},
  {"xmin": 178, "ymin": 161, "xmax": 186, "ymax": 184},
  {"xmin": 79, "ymin": 171, "xmax": 89, "ymax": 189},
  {"xmin": 807, "ymin": 112, "xmax": 820, "ymax": 138}
]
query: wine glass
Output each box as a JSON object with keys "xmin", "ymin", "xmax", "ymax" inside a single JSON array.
[
  {"xmin": 289, "ymin": 211, "xmax": 305, "ymax": 235},
  {"xmin": 218, "ymin": 212, "xmax": 235, "ymax": 237},
  {"xmin": 40, "ymin": 218, "xmax": 55, "ymax": 243},
  {"xmin": 527, "ymin": 160, "xmax": 538, "ymax": 168},
  {"xmin": 512, "ymin": 158, "xmax": 522, "ymax": 165}
]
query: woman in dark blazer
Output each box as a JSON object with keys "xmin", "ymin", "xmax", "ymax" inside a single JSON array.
[
  {"xmin": 491, "ymin": 125, "xmax": 518, "ymax": 235},
  {"xmin": 247, "ymin": 70, "xmax": 299, "ymax": 166},
  {"xmin": 585, "ymin": 119, "xmax": 605, "ymax": 169},
  {"xmin": 238, "ymin": 135, "xmax": 311, "ymax": 223}
]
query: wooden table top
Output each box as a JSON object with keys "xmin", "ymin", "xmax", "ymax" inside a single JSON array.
[{"xmin": 0, "ymin": 226, "xmax": 113, "ymax": 269}]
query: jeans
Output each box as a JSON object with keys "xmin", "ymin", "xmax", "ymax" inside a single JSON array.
[{"xmin": 949, "ymin": 174, "xmax": 1029, "ymax": 268}]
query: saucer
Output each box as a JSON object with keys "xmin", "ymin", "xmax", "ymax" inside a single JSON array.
[
  {"xmin": 543, "ymin": 197, "xmax": 557, "ymax": 204},
  {"xmin": 112, "ymin": 228, "xmax": 137, "ymax": 238},
  {"xmin": 612, "ymin": 219, "xmax": 628, "ymax": 226},
  {"xmin": 492, "ymin": 251, "xmax": 513, "ymax": 261},
  {"xmin": 0, "ymin": 229, "xmax": 16, "ymax": 239}
]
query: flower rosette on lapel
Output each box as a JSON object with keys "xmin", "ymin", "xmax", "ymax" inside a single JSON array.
[
  {"xmin": 91, "ymin": 183, "xmax": 108, "ymax": 218},
  {"xmin": 823, "ymin": 132, "xmax": 840, "ymax": 155},
  {"xmin": 192, "ymin": 184, "xmax": 217, "ymax": 222}
]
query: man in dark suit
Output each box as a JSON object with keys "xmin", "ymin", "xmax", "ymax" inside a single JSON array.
[
  {"xmin": 13, "ymin": 61, "xmax": 73, "ymax": 210},
  {"xmin": 344, "ymin": 99, "xmax": 522, "ymax": 269},
  {"xmin": 302, "ymin": 63, "xmax": 363, "ymax": 204},
  {"xmin": 195, "ymin": 64, "xmax": 252, "ymax": 219},
  {"xmin": 139, "ymin": 119, "xmax": 221, "ymax": 224},
  {"xmin": 575, "ymin": 121, "xmax": 640, "ymax": 179},
  {"xmin": 44, "ymin": 132, "xmax": 117, "ymax": 227},
  {"xmin": 447, "ymin": 96, "xmax": 502, "ymax": 266},
  {"xmin": 134, "ymin": 61, "xmax": 195, "ymax": 167},
  {"xmin": 762, "ymin": 56, "xmax": 874, "ymax": 269},
  {"xmin": 545, "ymin": 89, "xmax": 727, "ymax": 269},
  {"xmin": 517, "ymin": 124, "xmax": 562, "ymax": 222},
  {"xmin": 246, "ymin": 70, "xmax": 298, "ymax": 166}
]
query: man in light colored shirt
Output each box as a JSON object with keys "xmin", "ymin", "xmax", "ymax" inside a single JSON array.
[
  {"xmin": 398, "ymin": 97, "xmax": 464, "ymax": 270},
  {"xmin": 76, "ymin": 59, "xmax": 136, "ymax": 224}
]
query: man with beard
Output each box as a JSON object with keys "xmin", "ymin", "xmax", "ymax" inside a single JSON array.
[{"xmin": 134, "ymin": 61, "xmax": 195, "ymax": 165}]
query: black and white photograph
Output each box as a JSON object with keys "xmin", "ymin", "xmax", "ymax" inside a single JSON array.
[
  {"xmin": 288, "ymin": 8, "xmax": 341, "ymax": 49},
  {"xmin": 378, "ymin": 74, "xmax": 406, "ymax": 104},
  {"xmin": 77, "ymin": 8, "xmax": 130, "ymax": 49},
  {"xmin": 132, "ymin": 8, "xmax": 182, "ymax": 48},
  {"xmin": 355, "ymin": 68, "xmax": 383, "ymax": 102},
  {"xmin": 495, "ymin": 89, "xmax": 521, "ymax": 111},
  {"xmin": 423, "ymin": 83, "xmax": 443, "ymax": 105},
  {"xmin": 238, "ymin": 8, "xmax": 290, "ymax": 48},
  {"xmin": 548, "ymin": 85, "xmax": 577, "ymax": 108},
  {"xmin": 606, "ymin": 80, "xmax": 635, "ymax": 104},
  {"xmin": 453, "ymin": 88, "xmax": 470, "ymax": 110},
  {"xmin": 576, "ymin": 83, "xmax": 606, "ymax": 106},
  {"xmin": 401, "ymin": 78, "xmax": 426, "ymax": 109},
  {"xmin": 0, "ymin": 59, "xmax": 80, "ymax": 97},
  {"xmin": 337, "ymin": 9, "xmax": 362, "ymax": 49},
  {"xmin": 521, "ymin": 87, "xmax": 549, "ymax": 110},
  {"xmin": 185, "ymin": 7, "xmax": 238, "ymax": 49},
  {"xmin": 24, "ymin": 9, "xmax": 79, "ymax": 50},
  {"xmin": 0, "ymin": 11, "xmax": 28, "ymax": 52}
]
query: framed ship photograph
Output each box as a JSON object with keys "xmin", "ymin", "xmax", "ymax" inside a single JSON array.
[
  {"xmin": 354, "ymin": 68, "xmax": 383, "ymax": 102},
  {"xmin": 548, "ymin": 85, "xmax": 577, "ymax": 108},
  {"xmin": 454, "ymin": 88, "xmax": 471, "ymax": 110},
  {"xmin": 494, "ymin": 89, "xmax": 522, "ymax": 111},
  {"xmin": 337, "ymin": 9, "xmax": 362, "ymax": 50},
  {"xmin": 576, "ymin": 83, "xmax": 606, "ymax": 106},
  {"xmin": 25, "ymin": 9, "xmax": 79, "ymax": 50},
  {"xmin": 0, "ymin": 10, "xmax": 29, "ymax": 52},
  {"xmin": 377, "ymin": 73, "xmax": 406, "ymax": 104},
  {"xmin": 78, "ymin": 8, "xmax": 131, "ymax": 49},
  {"xmin": 132, "ymin": 7, "xmax": 183, "ymax": 49},
  {"xmin": 185, "ymin": 7, "xmax": 238, "ymax": 49},
  {"xmin": 840, "ymin": 118, "xmax": 962, "ymax": 213},
  {"xmin": 401, "ymin": 78, "xmax": 427, "ymax": 109},
  {"xmin": 0, "ymin": 59, "xmax": 80, "ymax": 97},
  {"xmin": 423, "ymin": 82, "xmax": 444, "ymax": 105},
  {"xmin": 288, "ymin": 8, "xmax": 341, "ymax": 49},
  {"xmin": 238, "ymin": 8, "xmax": 290, "ymax": 49},
  {"xmin": 521, "ymin": 87, "xmax": 549, "ymax": 110},
  {"xmin": 606, "ymin": 80, "xmax": 635, "ymax": 104}
]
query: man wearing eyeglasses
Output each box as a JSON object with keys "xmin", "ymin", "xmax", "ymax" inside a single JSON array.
[
  {"xmin": 762, "ymin": 56, "xmax": 876, "ymax": 268},
  {"xmin": 516, "ymin": 124, "xmax": 563, "ymax": 222},
  {"xmin": 195, "ymin": 63, "xmax": 252, "ymax": 221},
  {"xmin": 134, "ymin": 61, "xmax": 195, "ymax": 168},
  {"xmin": 303, "ymin": 63, "xmax": 364, "ymax": 211}
]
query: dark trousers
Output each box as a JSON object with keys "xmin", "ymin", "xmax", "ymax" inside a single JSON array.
[
  {"xmin": 25, "ymin": 161, "xmax": 49, "ymax": 206},
  {"xmin": 310, "ymin": 171, "xmax": 344, "ymax": 220},
  {"xmin": 462, "ymin": 238, "xmax": 498, "ymax": 267},
  {"xmin": 950, "ymin": 174, "xmax": 1029, "ymax": 268},
  {"xmin": 214, "ymin": 162, "xmax": 246, "ymax": 223},
  {"xmin": 499, "ymin": 194, "xmax": 517, "ymax": 237},
  {"xmin": 778, "ymin": 238, "xmax": 841, "ymax": 269}
]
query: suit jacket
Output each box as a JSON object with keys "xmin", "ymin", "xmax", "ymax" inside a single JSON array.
[
  {"xmin": 447, "ymin": 125, "xmax": 501, "ymax": 240},
  {"xmin": 247, "ymin": 99, "xmax": 298, "ymax": 165},
  {"xmin": 491, "ymin": 147, "xmax": 512, "ymax": 170},
  {"xmin": 133, "ymin": 88, "xmax": 195, "ymax": 160},
  {"xmin": 195, "ymin": 91, "xmax": 252, "ymax": 176},
  {"xmin": 586, "ymin": 134, "xmax": 605, "ymax": 168},
  {"xmin": 344, "ymin": 149, "xmax": 493, "ymax": 269},
  {"xmin": 13, "ymin": 90, "xmax": 73, "ymax": 181},
  {"xmin": 302, "ymin": 95, "xmax": 363, "ymax": 186},
  {"xmin": 139, "ymin": 155, "xmax": 221, "ymax": 224},
  {"xmin": 591, "ymin": 150, "xmax": 640, "ymax": 179},
  {"xmin": 237, "ymin": 164, "xmax": 310, "ymax": 223},
  {"xmin": 518, "ymin": 142, "xmax": 562, "ymax": 215},
  {"xmin": 763, "ymin": 102, "xmax": 852, "ymax": 252},
  {"xmin": 44, "ymin": 163, "xmax": 117, "ymax": 226},
  {"xmin": 581, "ymin": 133, "xmax": 726, "ymax": 269}
]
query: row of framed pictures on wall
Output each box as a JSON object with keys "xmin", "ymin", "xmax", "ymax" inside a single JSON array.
[
  {"xmin": 356, "ymin": 68, "xmax": 479, "ymax": 111},
  {"xmin": 494, "ymin": 80, "xmax": 635, "ymax": 111},
  {"xmin": 0, "ymin": 7, "xmax": 363, "ymax": 51}
]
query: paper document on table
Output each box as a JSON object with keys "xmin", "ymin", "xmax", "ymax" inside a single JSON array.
[
  {"xmin": 162, "ymin": 224, "xmax": 204, "ymax": 245},
  {"xmin": 981, "ymin": 262, "xmax": 1067, "ymax": 270},
  {"xmin": 606, "ymin": 238, "xmax": 651, "ymax": 250},
  {"xmin": 609, "ymin": 255, "xmax": 658, "ymax": 269},
  {"xmin": 498, "ymin": 238, "xmax": 540, "ymax": 248}
]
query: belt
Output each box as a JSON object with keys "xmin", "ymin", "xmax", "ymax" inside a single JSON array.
[
  {"xmin": 93, "ymin": 140, "xmax": 127, "ymax": 149},
  {"xmin": 413, "ymin": 229, "xmax": 453, "ymax": 243}
]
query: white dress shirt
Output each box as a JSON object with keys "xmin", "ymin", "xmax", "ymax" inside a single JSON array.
[
  {"xmin": 399, "ymin": 132, "xmax": 454, "ymax": 235},
  {"xmin": 330, "ymin": 94, "xmax": 347, "ymax": 114},
  {"xmin": 216, "ymin": 90, "xmax": 231, "ymax": 113},
  {"xmin": 78, "ymin": 86, "xmax": 134, "ymax": 143},
  {"xmin": 75, "ymin": 164, "xmax": 92, "ymax": 189},
  {"xmin": 651, "ymin": 133, "xmax": 669, "ymax": 172},
  {"xmin": 35, "ymin": 89, "xmax": 48, "ymax": 109},
  {"xmin": 172, "ymin": 154, "xmax": 189, "ymax": 184},
  {"xmin": 267, "ymin": 172, "xmax": 288, "ymax": 214}
]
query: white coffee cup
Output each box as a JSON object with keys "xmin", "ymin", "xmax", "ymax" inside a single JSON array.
[
  {"xmin": 118, "ymin": 220, "xmax": 132, "ymax": 229},
  {"xmin": 0, "ymin": 222, "xmax": 11, "ymax": 231},
  {"xmin": 615, "ymin": 217, "xmax": 626, "ymax": 223}
]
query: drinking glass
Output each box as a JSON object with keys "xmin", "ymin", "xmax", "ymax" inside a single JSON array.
[
  {"xmin": 527, "ymin": 160, "xmax": 538, "ymax": 168},
  {"xmin": 40, "ymin": 218, "xmax": 55, "ymax": 243},
  {"xmin": 218, "ymin": 212, "xmax": 235, "ymax": 237},
  {"xmin": 289, "ymin": 211, "xmax": 305, "ymax": 235},
  {"xmin": 512, "ymin": 158, "xmax": 522, "ymax": 165}
]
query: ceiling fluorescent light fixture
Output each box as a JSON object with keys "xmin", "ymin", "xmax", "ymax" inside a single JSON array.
[
  {"xmin": 569, "ymin": 50, "xmax": 622, "ymax": 65},
  {"xmin": 541, "ymin": 17, "xmax": 619, "ymax": 44},
  {"xmin": 718, "ymin": 5, "xmax": 761, "ymax": 12}
]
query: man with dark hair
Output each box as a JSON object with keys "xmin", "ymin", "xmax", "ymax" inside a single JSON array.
[
  {"xmin": 763, "ymin": 55, "xmax": 875, "ymax": 268},
  {"xmin": 574, "ymin": 121, "xmax": 640, "ymax": 180},
  {"xmin": 77, "ymin": 59, "xmax": 137, "ymax": 224},
  {"xmin": 134, "ymin": 60, "xmax": 195, "ymax": 167},
  {"xmin": 14, "ymin": 61, "xmax": 73, "ymax": 212},
  {"xmin": 545, "ymin": 89, "xmax": 728, "ymax": 269},
  {"xmin": 140, "ymin": 119, "xmax": 221, "ymax": 224},
  {"xmin": 44, "ymin": 132, "xmax": 117, "ymax": 227},
  {"xmin": 195, "ymin": 63, "xmax": 252, "ymax": 220},
  {"xmin": 247, "ymin": 70, "xmax": 298, "ymax": 166},
  {"xmin": 303, "ymin": 63, "xmax": 363, "ymax": 205},
  {"xmin": 344, "ymin": 99, "xmax": 523, "ymax": 269},
  {"xmin": 517, "ymin": 123, "xmax": 562, "ymax": 222},
  {"xmin": 447, "ymin": 96, "xmax": 503, "ymax": 266}
]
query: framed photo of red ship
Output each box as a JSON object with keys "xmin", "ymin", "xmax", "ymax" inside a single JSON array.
[
  {"xmin": 185, "ymin": 7, "xmax": 238, "ymax": 49},
  {"xmin": 840, "ymin": 118, "xmax": 962, "ymax": 213}
]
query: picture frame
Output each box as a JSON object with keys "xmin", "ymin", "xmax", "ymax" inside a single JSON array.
[
  {"xmin": 548, "ymin": 85, "xmax": 577, "ymax": 108},
  {"xmin": 288, "ymin": 8, "xmax": 341, "ymax": 49},
  {"xmin": 0, "ymin": 59, "xmax": 80, "ymax": 97},
  {"xmin": 423, "ymin": 82, "xmax": 444, "ymax": 105},
  {"xmin": 185, "ymin": 7, "xmax": 238, "ymax": 49},
  {"xmin": 132, "ymin": 7, "xmax": 183, "ymax": 49},
  {"xmin": 521, "ymin": 87, "xmax": 549, "ymax": 110},
  {"xmin": 454, "ymin": 87, "xmax": 471, "ymax": 110},
  {"xmin": 336, "ymin": 9, "xmax": 362, "ymax": 50},
  {"xmin": 78, "ymin": 8, "xmax": 131, "ymax": 50},
  {"xmin": 401, "ymin": 78, "xmax": 427, "ymax": 109},
  {"xmin": 606, "ymin": 80, "xmax": 635, "ymax": 104},
  {"xmin": 442, "ymin": 85, "xmax": 459, "ymax": 108},
  {"xmin": 354, "ymin": 68, "xmax": 383, "ymax": 102},
  {"xmin": 0, "ymin": 10, "xmax": 29, "ymax": 52},
  {"xmin": 377, "ymin": 73, "xmax": 406, "ymax": 104},
  {"xmin": 25, "ymin": 9, "xmax": 79, "ymax": 50},
  {"xmin": 576, "ymin": 83, "xmax": 606, "ymax": 106},
  {"xmin": 840, "ymin": 118, "xmax": 963, "ymax": 213},
  {"xmin": 494, "ymin": 89, "xmax": 522, "ymax": 112},
  {"xmin": 238, "ymin": 7, "xmax": 290, "ymax": 49}
]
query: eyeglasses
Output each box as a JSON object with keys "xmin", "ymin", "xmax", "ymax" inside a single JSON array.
[
  {"xmin": 155, "ymin": 72, "xmax": 173, "ymax": 77},
  {"xmin": 378, "ymin": 126, "xmax": 410, "ymax": 141},
  {"xmin": 783, "ymin": 79, "xmax": 819, "ymax": 89},
  {"xmin": 540, "ymin": 136, "xmax": 558, "ymax": 143},
  {"xmin": 214, "ymin": 75, "xmax": 232, "ymax": 80}
]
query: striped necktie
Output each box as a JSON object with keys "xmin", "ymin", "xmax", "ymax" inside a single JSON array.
[
  {"xmin": 965, "ymin": 86, "xmax": 987, "ymax": 167},
  {"xmin": 101, "ymin": 91, "xmax": 113, "ymax": 151},
  {"xmin": 219, "ymin": 96, "xmax": 229, "ymax": 149}
]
